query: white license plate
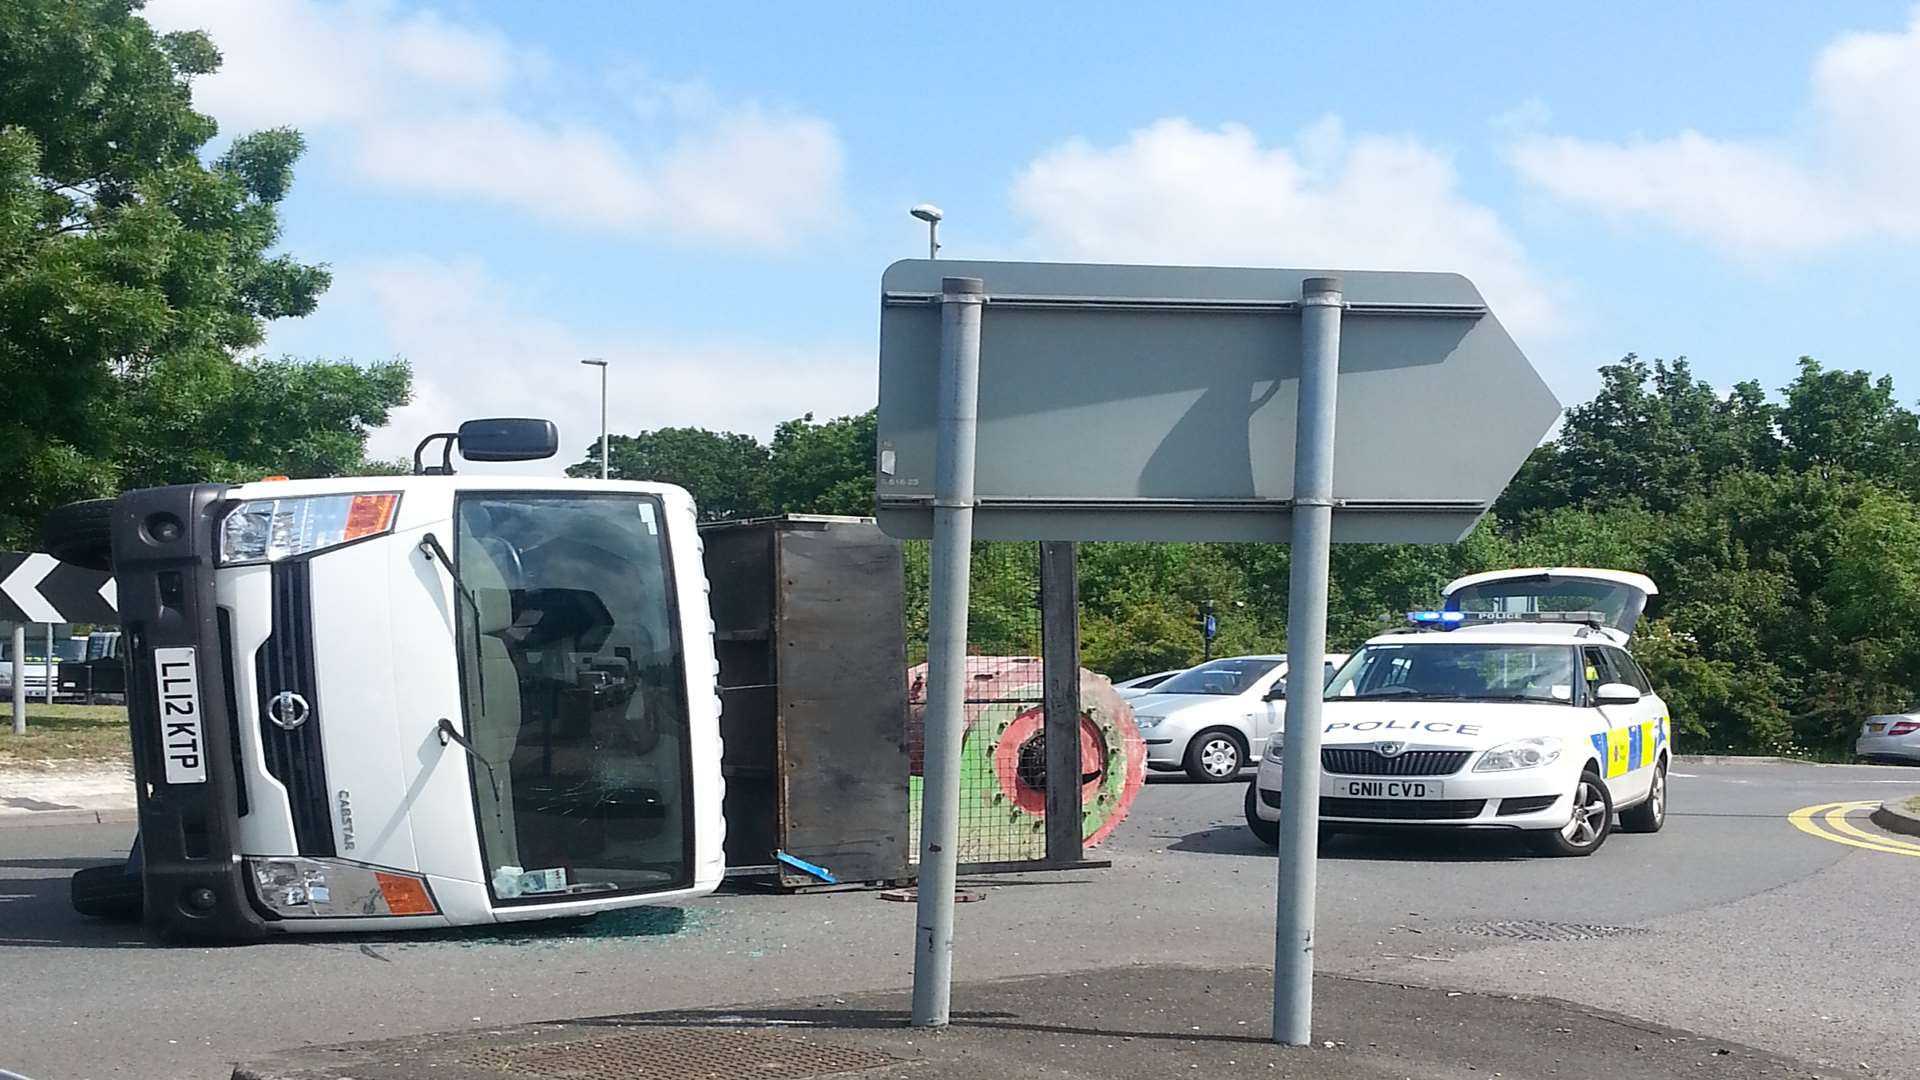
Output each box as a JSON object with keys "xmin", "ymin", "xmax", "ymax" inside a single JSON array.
[
  {"xmin": 1342, "ymin": 779, "xmax": 1443, "ymax": 799},
  {"xmin": 152, "ymin": 647, "xmax": 207, "ymax": 784}
]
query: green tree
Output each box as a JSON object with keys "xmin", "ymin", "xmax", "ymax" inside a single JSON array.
[
  {"xmin": 1499, "ymin": 356, "xmax": 1782, "ymax": 520},
  {"xmin": 1777, "ymin": 357, "xmax": 1920, "ymax": 484},
  {"xmin": 570, "ymin": 427, "xmax": 771, "ymax": 520},
  {"xmin": 765, "ymin": 410, "xmax": 876, "ymax": 516},
  {"xmin": 0, "ymin": 0, "xmax": 407, "ymax": 545}
]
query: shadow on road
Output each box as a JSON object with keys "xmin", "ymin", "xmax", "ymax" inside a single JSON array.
[
  {"xmin": 0, "ymin": 871, "xmax": 153, "ymax": 950},
  {"xmin": 572, "ymin": 1005, "xmax": 1270, "ymax": 1048},
  {"xmin": 1169, "ymin": 824, "xmax": 1533, "ymax": 863},
  {"xmin": 1144, "ymin": 771, "xmax": 1250, "ymax": 785}
]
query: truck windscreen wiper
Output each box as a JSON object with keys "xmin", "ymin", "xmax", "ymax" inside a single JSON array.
[
  {"xmin": 418, "ymin": 533, "xmax": 474, "ymax": 609},
  {"xmin": 418, "ymin": 531, "xmax": 491, "ymax": 714}
]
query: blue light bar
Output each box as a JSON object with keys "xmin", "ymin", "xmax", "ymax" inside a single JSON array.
[{"xmin": 1408, "ymin": 610, "xmax": 1467, "ymax": 625}]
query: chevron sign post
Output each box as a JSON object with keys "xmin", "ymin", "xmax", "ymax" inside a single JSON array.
[
  {"xmin": 2, "ymin": 552, "xmax": 119, "ymax": 733},
  {"xmin": 0, "ymin": 552, "xmax": 118, "ymax": 625}
]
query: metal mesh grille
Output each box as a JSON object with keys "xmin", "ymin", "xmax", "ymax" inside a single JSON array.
[
  {"xmin": 906, "ymin": 542, "xmax": 1049, "ymax": 865},
  {"xmin": 1321, "ymin": 748, "xmax": 1470, "ymax": 776},
  {"xmin": 468, "ymin": 1028, "xmax": 897, "ymax": 1080}
]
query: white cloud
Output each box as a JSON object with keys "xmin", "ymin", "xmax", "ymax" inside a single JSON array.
[
  {"xmin": 284, "ymin": 255, "xmax": 872, "ymax": 471},
  {"xmin": 1010, "ymin": 116, "xmax": 1570, "ymax": 354},
  {"xmin": 1506, "ymin": 8, "xmax": 1920, "ymax": 259},
  {"xmin": 143, "ymin": 0, "xmax": 844, "ymax": 249}
]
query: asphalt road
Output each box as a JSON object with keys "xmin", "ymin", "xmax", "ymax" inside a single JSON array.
[{"xmin": 3, "ymin": 759, "xmax": 1916, "ymax": 1080}]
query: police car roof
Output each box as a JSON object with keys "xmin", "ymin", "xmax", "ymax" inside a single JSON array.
[{"xmin": 1364, "ymin": 621, "xmax": 1630, "ymax": 649}]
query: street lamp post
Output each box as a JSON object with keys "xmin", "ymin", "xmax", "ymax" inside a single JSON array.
[
  {"xmin": 911, "ymin": 204, "xmax": 943, "ymax": 259},
  {"xmin": 581, "ymin": 358, "xmax": 609, "ymax": 480},
  {"xmin": 1201, "ymin": 600, "xmax": 1216, "ymax": 662}
]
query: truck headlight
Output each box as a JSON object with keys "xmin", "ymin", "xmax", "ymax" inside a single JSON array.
[
  {"xmin": 1474, "ymin": 736, "xmax": 1563, "ymax": 772},
  {"xmin": 220, "ymin": 493, "xmax": 400, "ymax": 565},
  {"xmin": 246, "ymin": 857, "xmax": 438, "ymax": 918}
]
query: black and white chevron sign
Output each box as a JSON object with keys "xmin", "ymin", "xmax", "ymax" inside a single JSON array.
[{"xmin": 0, "ymin": 552, "xmax": 118, "ymax": 625}]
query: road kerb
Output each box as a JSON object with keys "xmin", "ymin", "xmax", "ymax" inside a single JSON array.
[
  {"xmin": 1870, "ymin": 796, "xmax": 1920, "ymax": 839},
  {"xmin": 0, "ymin": 807, "xmax": 138, "ymax": 830}
]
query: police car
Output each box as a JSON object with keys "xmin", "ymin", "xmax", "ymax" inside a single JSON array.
[{"xmin": 1245, "ymin": 569, "xmax": 1670, "ymax": 857}]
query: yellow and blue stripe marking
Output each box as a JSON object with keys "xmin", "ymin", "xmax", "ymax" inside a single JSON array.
[{"xmin": 1590, "ymin": 717, "xmax": 1668, "ymax": 778}]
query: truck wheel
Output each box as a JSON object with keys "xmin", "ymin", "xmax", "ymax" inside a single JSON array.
[
  {"xmin": 1618, "ymin": 760, "xmax": 1667, "ymax": 834},
  {"xmin": 41, "ymin": 498, "xmax": 116, "ymax": 571},
  {"xmin": 1244, "ymin": 783, "xmax": 1279, "ymax": 847},
  {"xmin": 71, "ymin": 864, "xmax": 143, "ymax": 921},
  {"xmin": 1528, "ymin": 769, "xmax": 1613, "ymax": 857},
  {"xmin": 1183, "ymin": 728, "xmax": 1246, "ymax": 783}
]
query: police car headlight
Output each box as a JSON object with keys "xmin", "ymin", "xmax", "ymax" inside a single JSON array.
[
  {"xmin": 220, "ymin": 493, "xmax": 401, "ymax": 565},
  {"xmin": 246, "ymin": 857, "xmax": 438, "ymax": 918},
  {"xmin": 1474, "ymin": 736, "xmax": 1563, "ymax": 772}
]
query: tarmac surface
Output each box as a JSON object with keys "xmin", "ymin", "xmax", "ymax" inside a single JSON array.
[{"xmin": 2, "ymin": 758, "xmax": 1915, "ymax": 1079}]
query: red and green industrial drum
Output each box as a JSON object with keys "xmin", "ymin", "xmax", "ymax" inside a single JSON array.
[{"xmin": 906, "ymin": 657, "xmax": 1147, "ymax": 864}]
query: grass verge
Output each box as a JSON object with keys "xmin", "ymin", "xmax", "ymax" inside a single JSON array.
[{"xmin": 0, "ymin": 703, "xmax": 131, "ymax": 768}]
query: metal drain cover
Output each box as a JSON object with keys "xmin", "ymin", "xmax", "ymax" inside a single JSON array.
[
  {"xmin": 469, "ymin": 1028, "xmax": 898, "ymax": 1080},
  {"xmin": 1454, "ymin": 919, "xmax": 1649, "ymax": 941}
]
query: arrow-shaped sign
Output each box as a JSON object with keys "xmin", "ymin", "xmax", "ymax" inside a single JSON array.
[
  {"xmin": 1, "ymin": 553, "xmax": 64, "ymax": 623},
  {"xmin": 0, "ymin": 552, "xmax": 118, "ymax": 624}
]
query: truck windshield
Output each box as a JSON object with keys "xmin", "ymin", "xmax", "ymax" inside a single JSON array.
[
  {"xmin": 454, "ymin": 492, "xmax": 692, "ymax": 904},
  {"xmin": 1326, "ymin": 643, "xmax": 1578, "ymax": 705}
]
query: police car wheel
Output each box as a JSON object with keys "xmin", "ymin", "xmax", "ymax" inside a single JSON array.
[
  {"xmin": 41, "ymin": 498, "xmax": 116, "ymax": 572},
  {"xmin": 1619, "ymin": 759, "xmax": 1667, "ymax": 834},
  {"xmin": 70, "ymin": 864, "xmax": 143, "ymax": 921},
  {"xmin": 1184, "ymin": 729, "xmax": 1245, "ymax": 783},
  {"xmin": 1529, "ymin": 769, "xmax": 1613, "ymax": 857},
  {"xmin": 1244, "ymin": 783, "xmax": 1280, "ymax": 847}
]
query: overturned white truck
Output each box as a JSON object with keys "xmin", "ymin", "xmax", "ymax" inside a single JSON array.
[{"xmin": 51, "ymin": 420, "xmax": 726, "ymax": 940}]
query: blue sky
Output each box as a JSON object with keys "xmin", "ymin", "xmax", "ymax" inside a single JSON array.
[{"xmin": 143, "ymin": 1, "xmax": 1920, "ymax": 468}]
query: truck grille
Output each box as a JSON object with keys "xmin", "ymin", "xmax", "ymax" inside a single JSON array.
[
  {"xmin": 1321, "ymin": 748, "xmax": 1470, "ymax": 777},
  {"xmin": 217, "ymin": 609, "xmax": 249, "ymax": 817},
  {"xmin": 256, "ymin": 561, "xmax": 333, "ymax": 855}
]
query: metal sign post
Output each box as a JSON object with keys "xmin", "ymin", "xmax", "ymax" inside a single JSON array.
[
  {"xmin": 876, "ymin": 259, "xmax": 1560, "ymax": 1045},
  {"xmin": 9, "ymin": 624, "xmax": 23, "ymax": 735},
  {"xmin": 910, "ymin": 276, "xmax": 985, "ymax": 1028},
  {"xmin": 1273, "ymin": 277, "xmax": 1342, "ymax": 1044}
]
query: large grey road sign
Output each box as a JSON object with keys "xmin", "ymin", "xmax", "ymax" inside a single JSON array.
[{"xmin": 876, "ymin": 259, "xmax": 1560, "ymax": 543}]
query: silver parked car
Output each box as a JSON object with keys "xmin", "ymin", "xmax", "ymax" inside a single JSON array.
[
  {"xmin": 1112, "ymin": 668, "xmax": 1187, "ymax": 700},
  {"xmin": 1856, "ymin": 714, "xmax": 1920, "ymax": 764}
]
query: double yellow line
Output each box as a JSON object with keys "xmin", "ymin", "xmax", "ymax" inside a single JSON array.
[{"xmin": 1788, "ymin": 801, "xmax": 1920, "ymax": 858}]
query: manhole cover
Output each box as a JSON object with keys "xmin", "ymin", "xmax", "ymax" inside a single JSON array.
[
  {"xmin": 469, "ymin": 1028, "xmax": 898, "ymax": 1080},
  {"xmin": 1453, "ymin": 920, "xmax": 1649, "ymax": 941}
]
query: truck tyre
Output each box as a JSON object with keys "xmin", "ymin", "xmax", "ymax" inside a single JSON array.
[
  {"xmin": 41, "ymin": 498, "xmax": 116, "ymax": 571},
  {"xmin": 70, "ymin": 864, "xmax": 143, "ymax": 921},
  {"xmin": 1528, "ymin": 768, "xmax": 1613, "ymax": 857}
]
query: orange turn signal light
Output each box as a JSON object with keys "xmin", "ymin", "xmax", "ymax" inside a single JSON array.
[
  {"xmin": 343, "ymin": 493, "xmax": 401, "ymax": 542},
  {"xmin": 375, "ymin": 871, "xmax": 437, "ymax": 915}
]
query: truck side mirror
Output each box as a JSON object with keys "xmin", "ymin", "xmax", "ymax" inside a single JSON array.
[{"xmin": 458, "ymin": 418, "xmax": 559, "ymax": 462}]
